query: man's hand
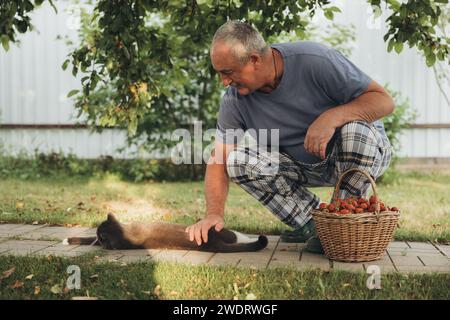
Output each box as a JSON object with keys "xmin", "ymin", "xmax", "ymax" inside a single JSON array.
[
  {"xmin": 304, "ymin": 113, "xmax": 337, "ymax": 160},
  {"xmin": 185, "ymin": 214, "xmax": 225, "ymax": 246}
]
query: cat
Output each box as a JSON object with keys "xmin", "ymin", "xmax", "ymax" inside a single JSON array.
[{"xmin": 64, "ymin": 213, "xmax": 268, "ymax": 253}]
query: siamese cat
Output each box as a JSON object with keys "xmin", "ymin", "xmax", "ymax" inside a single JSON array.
[{"xmin": 64, "ymin": 213, "xmax": 268, "ymax": 253}]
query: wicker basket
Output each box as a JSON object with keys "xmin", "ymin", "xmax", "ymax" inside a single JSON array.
[{"xmin": 311, "ymin": 168, "xmax": 400, "ymax": 262}]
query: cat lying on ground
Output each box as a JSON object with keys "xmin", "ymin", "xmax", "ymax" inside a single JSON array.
[{"xmin": 64, "ymin": 213, "xmax": 268, "ymax": 253}]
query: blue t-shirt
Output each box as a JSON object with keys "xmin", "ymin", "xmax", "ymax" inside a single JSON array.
[{"xmin": 215, "ymin": 41, "xmax": 386, "ymax": 164}]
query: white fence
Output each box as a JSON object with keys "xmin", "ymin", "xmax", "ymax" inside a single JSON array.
[{"xmin": 0, "ymin": 0, "xmax": 449, "ymax": 159}]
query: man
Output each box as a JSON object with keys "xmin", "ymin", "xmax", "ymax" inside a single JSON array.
[{"xmin": 186, "ymin": 20, "xmax": 394, "ymax": 253}]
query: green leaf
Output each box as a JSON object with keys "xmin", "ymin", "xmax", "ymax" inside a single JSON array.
[
  {"xmin": 399, "ymin": 7, "xmax": 407, "ymax": 19},
  {"xmin": 90, "ymin": 72, "xmax": 100, "ymax": 90},
  {"xmin": 128, "ymin": 117, "xmax": 138, "ymax": 135},
  {"xmin": 328, "ymin": 6, "xmax": 341, "ymax": 13},
  {"xmin": 426, "ymin": 54, "xmax": 436, "ymax": 67},
  {"xmin": 387, "ymin": 39, "xmax": 395, "ymax": 53},
  {"xmin": 295, "ymin": 29, "xmax": 307, "ymax": 39},
  {"xmin": 15, "ymin": 20, "xmax": 29, "ymax": 33},
  {"xmin": 67, "ymin": 90, "xmax": 80, "ymax": 98},
  {"xmin": 1, "ymin": 35, "xmax": 10, "ymax": 51},
  {"xmin": 430, "ymin": 16, "xmax": 438, "ymax": 26},
  {"xmin": 324, "ymin": 11, "xmax": 334, "ymax": 21},
  {"xmin": 99, "ymin": 115, "xmax": 110, "ymax": 127},
  {"xmin": 24, "ymin": 0, "xmax": 35, "ymax": 11},
  {"xmin": 394, "ymin": 42, "xmax": 403, "ymax": 54},
  {"xmin": 72, "ymin": 66, "xmax": 78, "ymax": 77},
  {"xmin": 159, "ymin": 86, "xmax": 172, "ymax": 98},
  {"xmin": 418, "ymin": 15, "xmax": 428, "ymax": 26},
  {"xmin": 108, "ymin": 117, "xmax": 116, "ymax": 127},
  {"xmin": 61, "ymin": 59, "xmax": 70, "ymax": 70},
  {"xmin": 387, "ymin": 0, "xmax": 400, "ymax": 10}
]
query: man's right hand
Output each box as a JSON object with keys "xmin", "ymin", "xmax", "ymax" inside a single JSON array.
[{"xmin": 185, "ymin": 214, "xmax": 225, "ymax": 246}]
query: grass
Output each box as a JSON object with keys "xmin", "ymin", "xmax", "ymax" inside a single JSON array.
[
  {"xmin": 0, "ymin": 255, "xmax": 448, "ymax": 300},
  {"xmin": 0, "ymin": 170, "xmax": 449, "ymax": 243},
  {"xmin": 0, "ymin": 170, "xmax": 448, "ymax": 300}
]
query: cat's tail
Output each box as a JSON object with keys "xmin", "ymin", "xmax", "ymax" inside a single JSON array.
[{"xmin": 63, "ymin": 237, "xmax": 99, "ymax": 246}]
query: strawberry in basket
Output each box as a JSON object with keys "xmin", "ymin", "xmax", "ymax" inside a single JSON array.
[{"xmin": 318, "ymin": 195, "xmax": 400, "ymax": 215}]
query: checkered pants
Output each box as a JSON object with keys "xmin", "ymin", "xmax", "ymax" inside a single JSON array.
[{"xmin": 226, "ymin": 121, "xmax": 393, "ymax": 229}]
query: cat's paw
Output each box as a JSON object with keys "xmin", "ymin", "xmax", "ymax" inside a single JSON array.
[{"xmin": 62, "ymin": 238, "xmax": 69, "ymax": 245}]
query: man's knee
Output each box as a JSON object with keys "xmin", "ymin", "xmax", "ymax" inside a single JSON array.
[
  {"xmin": 338, "ymin": 121, "xmax": 378, "ymax": 153},
  {"xmin": 339, "ymin": 120, "xmax": 373, "ymax": 138}
]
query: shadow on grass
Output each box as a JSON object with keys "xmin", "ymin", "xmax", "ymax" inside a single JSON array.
[{"xmin": 0, "ymin": 254, "xmax": 449, "ymax": 300}]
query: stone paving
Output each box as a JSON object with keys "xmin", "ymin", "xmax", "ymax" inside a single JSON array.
[{"xmin": 0, "ymin": 223, "xmax": 449, "ymax": 274}]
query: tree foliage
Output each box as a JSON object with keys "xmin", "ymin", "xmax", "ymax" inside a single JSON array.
[
  {"xmin": 0, "ymin": 0, "xmax": 56, "ymax": 50},
  {"xmin": 1, "ymin": 0, "xmax": 449, "ymax": 154},
  {"xmin": 368, "ymin": 0, "xmax": 449, "ymax": 67},
  {"xmin": 63, "ymin": 0, "xmax": 337, "ymax": 152}
]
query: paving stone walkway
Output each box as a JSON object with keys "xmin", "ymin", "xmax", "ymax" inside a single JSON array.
[{"xmin": 0, "ymin": 223, "xmax": 449, "ymax": 274}]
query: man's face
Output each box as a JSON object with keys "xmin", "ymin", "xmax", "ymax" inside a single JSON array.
[{"xmin": 210, "ymin": 42, "xmax": 262, "ymax": 95}]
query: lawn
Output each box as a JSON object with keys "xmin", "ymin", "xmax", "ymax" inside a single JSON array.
[
  {"xmin": 0, "ymin": 255, "xmax": 448, "ymax": 300},
  {"xmin": 0, "ymin": 170, "xmax": 449, "ymax": 243},
  {"xmin": 0, "ymin": 169, "xmax": 449, "ymax": 300}
]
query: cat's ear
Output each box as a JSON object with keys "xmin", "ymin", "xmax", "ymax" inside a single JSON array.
[{"xmin": 107, "ymin": 213, "xmax": 118, "ymax": 223}]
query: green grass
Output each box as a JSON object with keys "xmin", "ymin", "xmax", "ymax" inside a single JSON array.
[
  {"xmin": 0, "ymin": 171, "xmax": 448, "ymax": 300},
  {"xmin": 0, "ymin": 170, "xmax": 449, "ymax": 242},
  {"xmin": 0, "ymin": 255, "xmax": 448, "ymax": 300}
]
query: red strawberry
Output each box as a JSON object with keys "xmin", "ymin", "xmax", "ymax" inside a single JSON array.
[
  {"xmin": 319, "ymin": 203, "xmax": 328, "ymax": 210},
  {"xmin": 369, "ymin": 195, "xmax": 377, "ymax": 204},
  {"xmin": 355, "ymin": 208, "xmax": 364, "ymax": 214},
  {"xmin": 327, "ymin": 204, "xmax": 336, "ymax": 212},
  {"xmin": 339, "ymin": 209, "xmax": 350, "ymax": 215}
]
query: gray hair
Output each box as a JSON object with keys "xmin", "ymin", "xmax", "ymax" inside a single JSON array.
[{"xmin": 212, "ymin": 20, "xmax": 269, "ymax": 64}]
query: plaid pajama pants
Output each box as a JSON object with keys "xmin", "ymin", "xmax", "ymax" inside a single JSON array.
[{"xmin": 226, "ymin": 121, "xmax": 393, "ymax": 229}]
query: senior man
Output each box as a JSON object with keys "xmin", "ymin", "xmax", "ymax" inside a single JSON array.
[{"xmin": 186, "ymin": 20, "xmax": 394, "ymax": 253}]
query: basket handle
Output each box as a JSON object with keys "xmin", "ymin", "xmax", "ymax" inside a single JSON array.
[{"xmin": 332, "ymin": 168, "xmax": 380, "ymax": 214}]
